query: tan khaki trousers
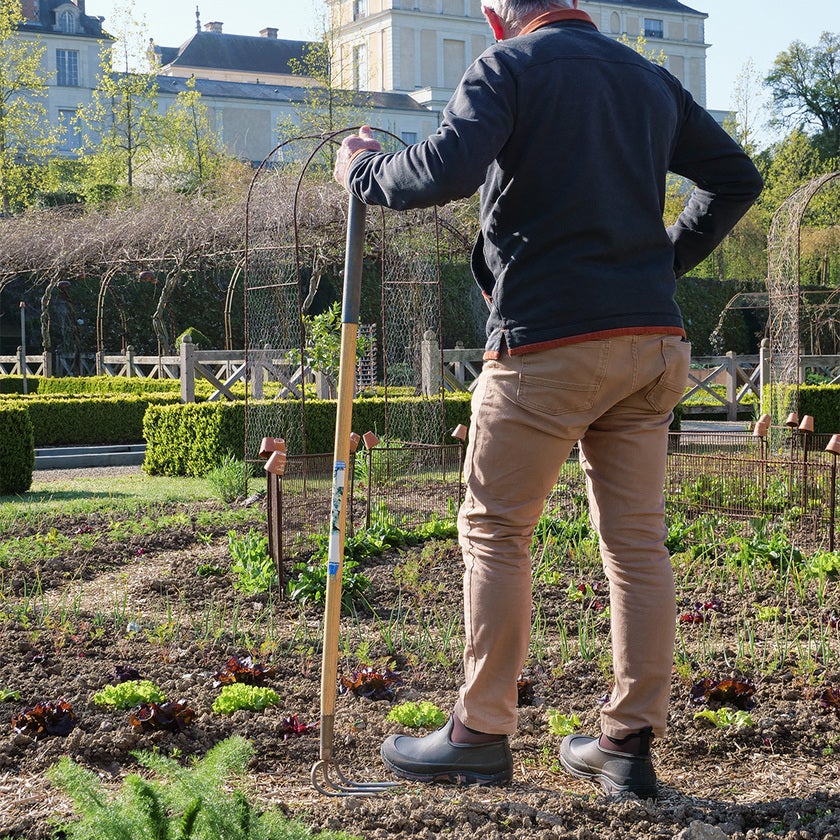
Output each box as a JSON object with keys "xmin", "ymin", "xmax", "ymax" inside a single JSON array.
[{"xmin": 453, "ymin": 334, "xmax": 691, "ymax": 740}]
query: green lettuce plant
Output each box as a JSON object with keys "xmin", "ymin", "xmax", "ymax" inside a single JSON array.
[
  {"xmin": 693, "ymin": 707, "xmax": 755, "ymax": 728},
  {"xmin": 212, "ymin": 683, "xmax": 279, "ymax": 714},
  {"xmin": 94, "ymin": 680, "xmax": 165, "ymax": 710},
  {"xmin": 546, "ymin": 710, "xmax": 581, "ymax": 737},
  {"xmin": 386, "ymin": 701, "xmax": 445, "ymax": 729}
]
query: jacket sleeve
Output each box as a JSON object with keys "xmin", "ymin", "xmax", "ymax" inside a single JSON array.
[
  {"xmin": 346, "ymin": 54, "xmax": 515, "ymax": 210},
  {"xmin": 666, "ymin": 94, "xmax": 764, "ymax": 278}
]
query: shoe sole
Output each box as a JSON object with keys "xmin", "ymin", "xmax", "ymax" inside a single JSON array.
[
  {"xmin": 382, "ymin": 754, "xmax": 512, "ymax": 786},
  {"xmin": 559, "ymin": 755, "xmax": 657, "ymax": 799}
]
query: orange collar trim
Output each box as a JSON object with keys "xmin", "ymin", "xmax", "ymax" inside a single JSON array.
[{"xmin": 519, "ymin": 8, "xmax": 597, "ymax": 36}]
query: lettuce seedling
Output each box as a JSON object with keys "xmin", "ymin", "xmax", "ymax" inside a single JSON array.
[
  {"xmin": 820, "ymin": 687, "xmax": 840, "ymax": 715},
  {"xmin": 213, "ymin": 655, "xmax": 275, "ymax": 687},
  {"xmin": 0, "ymin": 688, "xmax": 21, "ymax": 703},
  {"xmin": 94, "ymin": 680, "xmax": 166, "ymax": 710},
  {"xmin": 694, "ymin": 708, "xmax": 755, "ymax": 728},
  {"xmin": 517, "ymin": 675, "xmax": 536, "ymax": 707},
  {"xmin": 12, "ymin": 699, "xmax": 77, "ymax": 736},
  {"xmin": 212, "ymin": 683, "xmax": 279, "ymax": 714},
  {"xmin": 340, "ymin": 666, "xmax": 402, "ymax": 700},
  {"xmin": 278, "ymin": 714, "xmax": 318, "ymax": 740},
  {"xmin": 386, "ymin": 701, "xmax": 445, "ymax": 729},
  {"xmin": 130, "ymin": 701, "xmax": 195, "ymax": 732},
  {"xmin": 546, "ymin": 710, "xmax": 581, "ymax": 737},
  {"xmin": 690, "ymin": 677, "xmax": 756, "ymax": 710}
]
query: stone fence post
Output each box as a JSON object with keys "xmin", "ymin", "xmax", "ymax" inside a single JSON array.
[
  {"xmin": 180, "ymin": 334, "xmax": 195, "ymax": 403},
  {"xmin": 421, "ymin": 330, "xmax": 440, "ymax": 396}
]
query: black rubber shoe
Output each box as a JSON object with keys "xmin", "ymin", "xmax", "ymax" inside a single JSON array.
[
  {"xmin": 560, "ymin": 732, "xmax": 658, "ymax": 798},
  {"xmin": 381, "ymin": 717, "xmax": 513, "ymax": 785}
]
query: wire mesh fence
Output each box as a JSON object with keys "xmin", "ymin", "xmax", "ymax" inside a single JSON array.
[{"xmin": 267, "ymin": 432, "xmax": 837, "ymax": 577}]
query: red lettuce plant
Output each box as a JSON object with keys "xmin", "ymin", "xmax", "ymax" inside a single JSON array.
[
  {"xmin": 12, "ymin": 699, "xmax": 77, "ymax": 736},
  {"xmin": 690, "ymin": 677, "xmax": 756, "ymax": 710},
  {"xmin": 130, "ymin": 701, "xmax": 196, "ymax": 732}
]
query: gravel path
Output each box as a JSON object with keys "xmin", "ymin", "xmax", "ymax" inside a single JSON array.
[{"xmin": 31, "ymin": 465, "xmax": 145, "ymax": 483}]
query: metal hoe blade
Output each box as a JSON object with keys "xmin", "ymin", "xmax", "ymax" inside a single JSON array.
[{"xmin": 310, "ymin": 193, "xmax": 397, "ymax": 797}]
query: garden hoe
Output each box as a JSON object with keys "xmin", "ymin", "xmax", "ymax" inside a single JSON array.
[{"xmin": 311, "ymin": 194, "xmax": 398, "ymax": 797}]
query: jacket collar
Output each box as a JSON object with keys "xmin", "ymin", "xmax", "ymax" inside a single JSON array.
[{"xmin": 519, "ymin": 8, "xmax": 597, "ymax": 36}]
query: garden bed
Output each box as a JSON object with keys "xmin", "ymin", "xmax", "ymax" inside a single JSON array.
[{"xmin": 1, "ymin": 482, "xmax": 839, "ymax": 839}]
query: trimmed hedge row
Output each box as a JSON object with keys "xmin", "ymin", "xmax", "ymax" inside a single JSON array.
[
  {"xmin": 143, "ymin": 394, "xmax": 474, "ymax": 476},
  {"xmin": 761, "ymin": 384, "xmax": 840, "ymax": 435},
  {"xmin": 143, "ymin": 403, "xmax": 245, "ymax": 476},
  {"xmin": 0, "ymin": 405, "xmax": 35, "ymax": 495},
  {"xmin": 18, "ymin": 394, "xmax": 179, "ymax": 447},
  {"xmin": 799, "ymin": 385, "xmax": 840, "ymax": 434}
]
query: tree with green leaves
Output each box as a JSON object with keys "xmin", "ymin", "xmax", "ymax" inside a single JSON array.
[
  {"xmin": 75, "ymin": 1, "xmax": 160, "ymax": 193},
  {"xmin": 0, "ymin": 0, "xmax": 56, "ymax": 213},
  {"xmin": 155, "ymin": 75, "xmax": 226, "ymax": 192},
  {"xmin": 765, "ymin": 32, "xmax": 840, "ymax": 160},
  {"xmin": 277, "ymin": 21, "xmax": 371, "ymax": 170}
]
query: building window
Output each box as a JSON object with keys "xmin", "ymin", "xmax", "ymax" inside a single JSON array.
[
  {"xmin": 353, "ymin": 44, "xmax": 368, "ymax": 90},
  {"xmin": 610, "ymin": 12, "xmax": 620, "ymax": 33},
  {"xmin": 644, "ymin": 18, "xmax": 664, "ymax": 39},
  {"xmin": 56, "ymin": 49, "xmax": 79, "ymax": 86},
  {"xmin": 58, "ymin": 109, "xmax": 80, "ymax": 152},
  {"xmin": 59, "ymin": 11, "xmax": 76, "ymax": 33},
  {"xmin": 401, "ymin": 131, "xmax": 417, "ymax": 145},
  {"xmin": 353, "ymin": 0, "xmax": 367, "ymax": 20}
]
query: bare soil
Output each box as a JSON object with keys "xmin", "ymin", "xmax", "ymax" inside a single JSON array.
[{"xmin": 1, "ymin": 484, "xmax": 840, "ymax": 840}]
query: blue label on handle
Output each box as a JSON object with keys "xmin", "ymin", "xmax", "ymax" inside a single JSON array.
[{"xmin": 328, "ymin": 562, "xmax": 339, "ymax": 577}]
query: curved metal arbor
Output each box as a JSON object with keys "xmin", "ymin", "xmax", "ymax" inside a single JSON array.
[
  {"xmin": 242, "ymin": 129, "xmax": 466, "ymax": 462},
  {"xmin": 766, "ymin": 171, "xmax": 840, "ymax": 423}
]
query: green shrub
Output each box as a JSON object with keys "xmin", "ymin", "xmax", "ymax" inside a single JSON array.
[
  {"xmin": 799, "ymin": 384, "xmax": 840, "ymax": 434},
  {"xmin": 17, "ymin": 394, "xmax": 177, "ymax": 446},
  {"xmin": 143, "ymin": 402, "xmax": 245, "ymax": 476},
  {"xmin": 176, "ymin": 327, "xmax": 213, "ymax": 350},
  {"xmin": 0, "ymin": 376, "xmax": 40, "ymax": 394},
  {"xmin": 0, "ymin": 404, "xmax": 34, "ymax": 495},
  {"xmin": 35, "ymin": 376, "xmax": 182, "ymax": 396}
]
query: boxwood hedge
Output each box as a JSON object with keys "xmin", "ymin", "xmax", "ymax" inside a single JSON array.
[{"xmin": 0, "ymin": 404, "xmax": 35, "ymax": 494}]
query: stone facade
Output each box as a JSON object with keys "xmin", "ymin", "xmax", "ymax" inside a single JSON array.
[
  {"xmin": 327, "ymin": 0, "xmax": 709, "ymax": 106},
  {"xmin": 16, "ymin": 0, "xmax": 717, "ymax": 166}
]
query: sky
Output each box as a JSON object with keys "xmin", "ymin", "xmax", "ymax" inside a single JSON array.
[{"xmin": 86, "ymin": 0, "xmax": 837, "ymax": 138}]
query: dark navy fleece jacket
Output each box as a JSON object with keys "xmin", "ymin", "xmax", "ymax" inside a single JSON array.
[{"xmin": 346, "ymin": 13, "xmax": 763, "ymax": 356}]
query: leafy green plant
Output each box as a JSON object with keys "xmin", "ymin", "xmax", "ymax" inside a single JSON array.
[
  {"xmin": 806, "ymin": 550, "xmax": 840, "ymax": 577},
  {"xmin": 48, "ymin": 735, "xmax": 358, "ymax": 839},
  {"xmin": 546, "ymin": 710, "xmax": 581, "ymax": 737},
  {"xmin": 693, "ymin": 708, "xmax": 755, "ymax": 728},
  {"xmin": 206, "ymin": 453, "xmax": 252, "ymax": 504},
  {"xmin": 288, "ymin": 302, "xmax": 371, "ymax": 385},
  {"xmin": 212, "ymin": 683, "xmax": 280, "ymax": 714},
  {"xmin": 754, "ymin": 604, "xmax": 781, "ymax": 622},
  {"xmin": 386, "ymin": 701, "xmax": 446, "ymax": 729},
  {"xmin": 0, "ymin": 687, "xmax": 21, "ymax": 702},
  {"xmin": 287, "ymin": 557, "xmax": 371, "ymax": 613},
  {"xmin": 94, "ymin": 680, "xmax": 166, "ymax": 710},
  {"xmin": 228, "ymin": 529, "xmax": 278, "ymax": 594}
]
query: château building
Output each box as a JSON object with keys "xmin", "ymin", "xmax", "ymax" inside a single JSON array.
[{"xmin": 18, "ymin": 0, "xmax": 722, "ymax": 165}]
